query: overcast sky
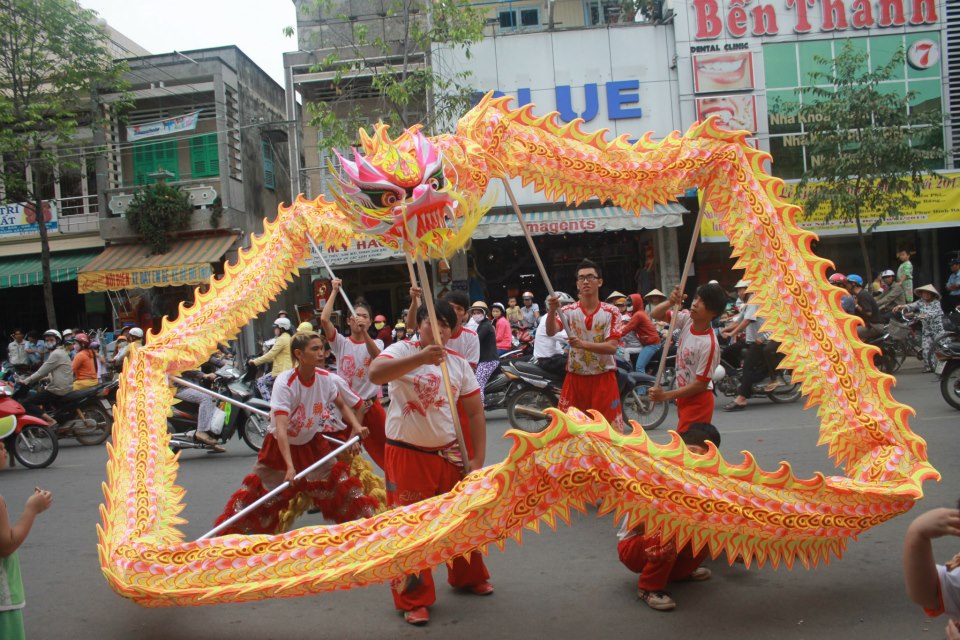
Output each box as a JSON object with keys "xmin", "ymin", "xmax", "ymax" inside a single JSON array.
[{"xmin": 80, "ymin": 0, "xmax": 297, "ymax": 85}]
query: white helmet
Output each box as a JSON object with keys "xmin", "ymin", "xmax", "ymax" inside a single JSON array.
[
  {"xmin": 43, "ymin": 329, "xmax": 62, "ymax": 343},
  {"xmin": 712, "ymin": 364, "xmax": 726, "ymax": 383},
  {"xmin": 273, "ymin": 317, "xmax": 293, "ymax": 332},
  {"xmin": 554, "ymin": 291, "xmax": 575, "ymax": 306},
  {"xmin": 129, "ymin": 327, "xmax": 144, "ymax": 339}
]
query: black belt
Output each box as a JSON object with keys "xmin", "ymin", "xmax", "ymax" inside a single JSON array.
[{"xmin": 386, "ymin": 438, "xmax": 449, "ymax": 455}]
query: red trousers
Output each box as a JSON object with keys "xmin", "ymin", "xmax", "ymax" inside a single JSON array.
[
  {"xmin": 361, "ymin": 399, "xmax": 386, "ymax": 469},
  {"xmin": 385, "ymin": 443, "xmax": 488, "ymax": 610},
  {"xmin": 676, "ymin": 389, "xmax": 715, "ymax": 433},
  {"xmin": 558, "ymin": 370, "xmax": 623, "ymax": 430},
  {"xmin": 617, "ymin": 533, "xmax": 706, "ymax": 591}
]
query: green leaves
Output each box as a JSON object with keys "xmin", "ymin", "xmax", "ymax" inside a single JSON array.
[
  {"xmin": 125, "ymin": 183, "xmax": 193, "ymax": 255},
  {"xmin": 304, "ymin": 0, "xmax": 485, "ymax": 154},
  {"xmin": 0, "ymin": 0, "xmax": 130, "ymax": 199},
  {"xmin": 788, "ymin": 41, "xmax": 944, "ymax": 274}
]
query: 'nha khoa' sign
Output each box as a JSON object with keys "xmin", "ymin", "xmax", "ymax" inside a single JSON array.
[{"xmin": 127, "ymin": 112, "xmax": 200, "ymax": 141}]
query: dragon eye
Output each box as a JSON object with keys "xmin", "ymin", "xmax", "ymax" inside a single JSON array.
[
  {"xmin": 428, "ymin": 170, "xmax": 444, "ymax": 190},
  {"xmin": 380, "ymin": 192, "xmax": 399, "ymax": 207}
]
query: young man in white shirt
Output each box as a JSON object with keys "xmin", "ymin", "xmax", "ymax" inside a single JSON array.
[
  {"xmin": 321, "ymin": 279, "xmax": 386, "ymax": 469},
  {"xmin": 546, "ymin": 259, "xmax": 623, "ymax": 430},
  {"xmin": 370, "ymin": 299, "xmax": 491, "ymax": 626}
]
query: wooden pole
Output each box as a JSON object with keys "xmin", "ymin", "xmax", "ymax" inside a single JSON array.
[
  {"xmin": 500, "ymin": 178, "xmax": 571, "ymax": 334},
  {"xmin": 653, "ymin": 205, "xmax": 709, "ymax": 386},
  {"xmin": 197, "ymin": 435, "xmax": 360, "ymax": 540},
  {"xmin": 401, "ymin": 208, "xmax": 472, "ymax": 474},
  {"xmin": 307, "ymin": 234, "xmax": 356, "ymax": 317}
]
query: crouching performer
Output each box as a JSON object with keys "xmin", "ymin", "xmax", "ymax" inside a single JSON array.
[
  {"xmin": 369, "ymin": 300, "xmax": 493, "ymax": 627},
  {"xmin": 213, "ymin": 331, "xmax": 377, "ymax": 535}
]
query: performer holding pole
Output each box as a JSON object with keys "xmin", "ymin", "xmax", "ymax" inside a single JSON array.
[
  {"xmin": 369, "ymin": 297, "xmax": 492, "ymax": 627},
  {"xmin": 212, "ymin": 331, "xmax": 376, "ymax": 536},
  {"xmin": 320, "ymin": 279, "xmax": 387, "ymax": 469}
]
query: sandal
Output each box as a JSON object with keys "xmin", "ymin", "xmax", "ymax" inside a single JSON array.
[{"xmin": 723, "ymin": 402, "xmax": 746, "ymax": 412}]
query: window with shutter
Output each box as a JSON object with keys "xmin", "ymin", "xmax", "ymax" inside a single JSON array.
[
  {"xmin": 189, "ymin": 133, "xmax": 220, "ymax": 178},
  {"xmin": 262, "ymin": 139, "xmax": 275, "ymax": 190},
  {"xmin": 132, "ymin": 140, "xmax": 180, "ymax": 185}
]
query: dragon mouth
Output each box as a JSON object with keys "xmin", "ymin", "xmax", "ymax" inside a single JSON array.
[{"xmin": 394, "ymin": 185, "xmax": 458, "ymax": 241}]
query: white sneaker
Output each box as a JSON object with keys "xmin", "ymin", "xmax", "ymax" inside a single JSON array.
[{"xmin": 638, "ymin": 589, "xmax": 676, "ymax": 611}]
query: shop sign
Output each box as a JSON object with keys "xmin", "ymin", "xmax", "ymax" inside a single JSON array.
[
  {"xmin": 699, "ymin": 171, "xmax": 960, "ymax": 242},
  {"xmin": 307, "ymin": 238, "xmax": 403, "ymax": 268},
  {"xmin": 127, "ymin": 111, "xmax": 200, "ymax": 141},
  {"xmin": 78, "ymin": 264, "xmax": 212, "ymax": 292},
  {"xmin": 692, "ymin": 0, "xmax": 938, "ymax": 40},
  {"xmin": 489, "ymin": 80, "xmax": 643, "ymax": 124},
  {"xmin": 0, "ymin": 201, "xmax": 58, "ymax": 237}
]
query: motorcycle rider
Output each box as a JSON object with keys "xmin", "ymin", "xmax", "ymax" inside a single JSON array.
[
  {"xmin": 846, "ymin": 275, "xmax": 883, "ymax": 341},
  {"xmin": 71, "ymin": 333, "xmax": 99, "ymax": 390},
  {"xmin": 520, "ymin": 291, "xmax": 540, "ymax": 329},
  {"xmin": 248, "ymin": 317, "xmax": 293, "ymax": 401},
  {"xmin": 829, "ymin": 273, "xmax": 856, "ymax": 314},
  {"xmin": 173, "ymin": 353, "xmax": 230, "ymax": 453},
  {"xmin": 113, "ymin": 327, "xmax": 143, "ymax": 369},
  {"xmin": 20, "ymin": 330, "xmax": 74, "ymax": 427},
  {"xmin": 720, "ymin": 288, "xmax": 768, "ymax": 411},
  {"xmin": 876, "ymin": 269, "xmax": 907, "ymax": 317}
]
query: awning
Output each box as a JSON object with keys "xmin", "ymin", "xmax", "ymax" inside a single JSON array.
[
  {"xmin": 77, "ymin": 234, "xmax": 239, "ymax": 293},
  {"xmin": 471, "ymin": 203, "xmax": 687, "ymax": 240},
  {"xmin": 0, "ymin": 250, "xmax": 100, "ymax": 289}
]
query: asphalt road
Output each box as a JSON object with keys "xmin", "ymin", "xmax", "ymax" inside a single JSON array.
[{"xmin": 4, "ymin": 362, "xmax": 959, "ymax": 639}]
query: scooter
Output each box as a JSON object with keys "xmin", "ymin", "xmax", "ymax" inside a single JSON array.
[
  {"xmin": 935, "ymin": 310, "xmax": 960, "ymax": 411},
  {"xmin": 502, "ymin": 359, "xmax": 667, "ymax": 433},
  {"xmin": 168, "ymin": 365, "xmax": 269, "ymax": 454},
  {"xmin": 0, "ymin": 382, "xmax": 58, "ymax": 469},
  {"xmin": 14, "ymin": 380, "xmax": 117, "ymax": 446},
  {"xmin": 714, "ymin": 357, "xmax": 801, "ymax": 404}
]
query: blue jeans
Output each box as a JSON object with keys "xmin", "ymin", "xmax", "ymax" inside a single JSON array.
[{"xmin": 634, "ymin": 344, "xmax": 660, "ymax": 373}]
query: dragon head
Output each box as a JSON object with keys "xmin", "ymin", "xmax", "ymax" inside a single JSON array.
[{"xmin": 330, "ymin": 123, "xmax": 482, "ymax": 258}]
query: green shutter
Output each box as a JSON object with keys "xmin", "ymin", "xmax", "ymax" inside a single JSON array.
[
  {"xmin": 261, "ymin": 139, "xmax": 275, "ymax": 190},
  {"xmin": 190, "ymin": 133, "xmax": 219, "ymax": 178},
  {"xmin": 132, "ymin": 140, "xmax": 180, "ymax": 185}
]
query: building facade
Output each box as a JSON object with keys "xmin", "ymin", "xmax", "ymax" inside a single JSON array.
[
  {"xmin": 86, "ymin": 46, "xmax": 298, "ymax": 354},
  {"xmin": 667, "ymin": 0, "xmax": 959, "ymax": 288}
]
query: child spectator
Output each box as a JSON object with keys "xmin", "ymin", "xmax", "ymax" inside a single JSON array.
[
  {"xmin": 649, "ymin": 283, "xmax": 727, "ymax": 432},
  {"xmin": 0, "ymin": 419, "xmax": 53, "ymax": 638},
  {"xmin": 618, "ymin": 422, "xmax": 720, "ymax": 611},
  {"xmin": 903, "ymin": 499, "xmax": 960, "ymax": 639}
]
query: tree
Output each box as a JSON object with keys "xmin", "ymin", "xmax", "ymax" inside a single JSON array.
[
  {"xmin": 0, "ymin": 0, "xmax": 128, "ymax": 328},
  {"xmin": 789, "ymin": 41, "xmax": 943, "ymax": 282},
  {"xmin": 125, "ymin": 182, "xmax": 192, "ymax": 255},
  {"xmin": 289, "ymin": 0, "xmax": 486, "ymax": 155}
]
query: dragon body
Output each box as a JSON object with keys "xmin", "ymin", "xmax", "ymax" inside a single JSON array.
[{"xmin": 98, "ymin": 94, "xmax": 937, "ymax": 606}]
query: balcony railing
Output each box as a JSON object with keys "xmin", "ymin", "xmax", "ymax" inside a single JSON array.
[
  {"xmin": 56, "ymin": 195, "xmax": 100, "ymax": 234},
  {"xmin": 106, "ymin": 178, "xmax": 219, "ymax": 217}
]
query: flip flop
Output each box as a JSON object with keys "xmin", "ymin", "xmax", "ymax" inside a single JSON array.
[{"xmin": 723, "ymin": 402, "xmax": 746, "ymax": 412}]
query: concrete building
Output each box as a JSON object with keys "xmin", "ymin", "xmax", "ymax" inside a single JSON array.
[
  {"xmin": 282, "ymin": 0, "xmax": 688, "ymax": 320},
  {"xmin": 83, "ymin": 46, "xmax": 299, "ymax": 354}
]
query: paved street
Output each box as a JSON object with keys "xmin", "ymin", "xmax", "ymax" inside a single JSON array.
[{"xmin": 4, "ymin": 362, "xmax": 959, "ymax": 639}]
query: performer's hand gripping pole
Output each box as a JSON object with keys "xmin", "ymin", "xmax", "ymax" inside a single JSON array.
[
  {"xmin": 307, "ymin": 234, "xmax": 356, "ymax": 317},
  {"xmin": 653, "ymin": 205, "xmax": 708, "ymax": 387},
  {"xmin": 196, "ymin": 435, "xmax": 360, "ymax": 540}
]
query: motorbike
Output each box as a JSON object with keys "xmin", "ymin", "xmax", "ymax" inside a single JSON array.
[
  {"xmin": 935, "ymin": 310, "xmax": 960, "ymax": 411},
  {"xmin": 883, "ymin": 310, "xmax": 924, "ymax": 372},
  {"xmin": 502, "ymin": 359, "xmax": 668, "ymax": 433},
  {"xmin": 714, "ymin": 357, "xmax": 801, "ymax": 404},
  {"xmin": 0, "ymin": 381, "xmax": 58, "ymax": 469},
  {"xmin": 168, "ymin": 365, "xmax": 269, "ymax": 453},
  {"xmin": 13, "ymin": 379, "xmax": 117, "ymax": 446}
]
